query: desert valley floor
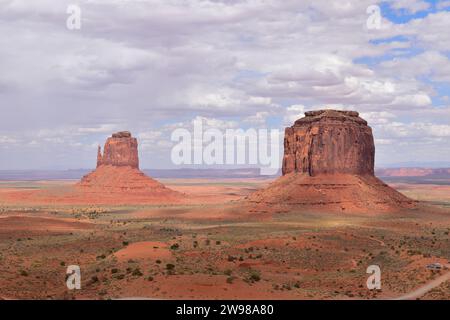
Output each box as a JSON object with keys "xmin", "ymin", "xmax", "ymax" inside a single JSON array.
[{"xmin": 0, "ymin": 176, "xmax": 449, "ymax": 300}]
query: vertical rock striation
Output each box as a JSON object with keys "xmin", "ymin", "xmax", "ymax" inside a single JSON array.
[
  {"xmin": 247, "ymin": 109, "xmax": 414, "ymax": 213},
  {"xmin": 97, "ymin": 131, "xmax": 139, "ymax": 169},
  {"xmin": 77, "ymin": 131, "xmax": 180, "ymax": 203},
  {"xmin": 282, "ymin": 110, "xmax": 375, "ymax": 176}
]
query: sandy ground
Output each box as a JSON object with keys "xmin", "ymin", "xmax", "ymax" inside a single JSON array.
[
  {"xmin": 395, "ymin": 267, "xmax": 450, "ymax": 300},
  {"xmin": 0, "ymin": 177, "xmax": 449, "ymax": 300},
  {"xmin": 390, "ymin": 183, "xmax": 450, "ymax": 203},
  {"xmin": 0, "ymin": 215, "xmax": 94, "ymax": 239},
  {"xmin": 114, "ymin": 242, "xmax": 172, "ymax": 262}
]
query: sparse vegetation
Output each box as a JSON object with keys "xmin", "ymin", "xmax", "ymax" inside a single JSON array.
[
  {"xmin": 166, "ymin": 264, "xmax": 175, "ymax": 271},
  {"xmin": 132, "ymin": 268, "xmax": 143, "ymax": 277},
  {"xmin": 1, "ymin": 177, "xmax": 450, "ymax": 300},
  {"xmin": 246, "ymin": 270, "xmax": 261, "ymax": 283},
  {"xmin": 20, "ymin": 270, "xmax": 29, "ymax": 277}
]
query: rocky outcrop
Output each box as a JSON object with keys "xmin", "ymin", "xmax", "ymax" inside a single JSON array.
[
  {"xmin": 282, "ymin": 110, "xmax": 375, "ymax": 176},
  {"xmin": 247, "ymin": 109, "xmax": 415, "ymax": 213},
  {"xmin": 97, "ymin": 131, "xmax": 139, "ymax": 169},
  {"xmin": 77, "ymin": 131, "xmax": 181, "ymax": 203}
]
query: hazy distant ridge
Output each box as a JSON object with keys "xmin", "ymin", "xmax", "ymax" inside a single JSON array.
[
  {"xmin": 1, "ymin": 167, "xmax": 450, "ymax": 181},
  {"xmin": 376, "ymin": 168, "xmax": 450, "ymax": 177},
  {"xmin": 0, "ymin": 168, "xmax": 272, "ymax": 181}
]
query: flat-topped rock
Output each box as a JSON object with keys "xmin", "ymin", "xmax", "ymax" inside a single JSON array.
[
  {"xmin": 246, "ymin": 109, "xmax": 415, "ymax": 213},
  {"xmin": 283, "ymin": 109, "xmax": 375, "ymax": 176},
  {"xmin": 112, "ymin": 131, "xmax": 132, "ymax": 138},
  {"xmin": 97, "ymin": 131, "xmax": 139, "ymax": 169},
  {"xmin": 295, "ymin": 109, "xmax": 367, "ymax": 126}
]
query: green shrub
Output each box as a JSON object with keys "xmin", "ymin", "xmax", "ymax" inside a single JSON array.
[
  {"xmin": 20, "ymin": 270, "xmax": 29, "ymax": 277},
  {"xmin": 132, "ymin": 268, "xmax": 143, "ymax": 277},
  {"xmin": 226, "ymin": 276, "xmax": 235, "ymax": 284},
  {"xmin": 166, "ymin": 264, "xmax": 175, "ymax": 271},
  {"xmin": 247, "ymin": 270, "xmax": 261, "ymax": 282}
]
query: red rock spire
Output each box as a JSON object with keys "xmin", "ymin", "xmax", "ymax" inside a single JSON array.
[{"xmin": 96, "ymin": 146, "xmax": 103, "ymax": 168}]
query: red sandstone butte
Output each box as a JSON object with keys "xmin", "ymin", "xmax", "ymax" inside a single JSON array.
[
  {"xmin": 282, "ymin": 110, "xmax": 374, "ymax": 176},
  {"xmin": 247, "ymin": 110, "xmax": 415, "ymax": 213},
  {"xmin": 76, "ymin": 131, "xmax": 180, "ymax": 203},
  {"xmin": 97, "ymin": 131, "xmax": 139, "ymax": 169}
]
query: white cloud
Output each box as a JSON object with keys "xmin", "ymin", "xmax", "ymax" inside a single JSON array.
[
  {"xmin": 436, "ymin": 0, "xmax": 450, "ymax": 10},
  {"xmin": 244, "ymin": 111, "xmax": 270, "ymax": 125},
  {"xmin": 376, "ymin": 122, "xmax": 450, "ymax": 139},
  {"xmin": 0, "ymin": 0, "xmax": 449, "ymax": 168},
  {"xmin": 191, "ymin": 116, "xmax": 239, "ymax": 130},
  {"xmin": 78, "ymin": 124, "xmax": 120, "ymax": 133},
  {"xmin": 284, "ymin": 105, "xmax": 306, "ymax": 125},
  {"xmin": 389, "ymin": 0, "xmax": 430, "ymax": 13},
  {"xmin": 379, "ymin": 51, "xmax": 450, "ymax": 83},
  {"xmin": 0, "ymin": 135, "xmax": 18, "ymax": 144},
  {"xmin": 390, "ymin": 94, "xmax": 432, "ymax": 109},
  {"xmin": 360, "ymin": 111, "xmax": 397, "ymax": 125},
  {"xmin": 375, "ymin": 138, "xmax": 393, "ymax": 145}
]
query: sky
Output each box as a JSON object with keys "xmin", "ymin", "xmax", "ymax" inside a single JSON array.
[{"xmin": 1, "ymin": 0, "xmax": 450, "ymax": 170}]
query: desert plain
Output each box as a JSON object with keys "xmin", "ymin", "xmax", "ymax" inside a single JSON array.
[{"xmin": 0, "ymin": 175, "xmax": 449, "ymax": 300}]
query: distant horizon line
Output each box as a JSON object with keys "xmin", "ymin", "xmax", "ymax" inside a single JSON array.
[{"xmin": 1, "ymin": 166, "xmax": 450, "ymax": 172}]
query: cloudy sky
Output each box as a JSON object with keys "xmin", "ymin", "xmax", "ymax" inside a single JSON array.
[{"xmin": 1, "ymin": 0, "xmax": 450, "ymax": 170}]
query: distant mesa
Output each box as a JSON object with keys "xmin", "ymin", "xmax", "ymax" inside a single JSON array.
[
  {"xmin": 376, "ymin": 167, "xmax": 450, "ymax": 178},
  {"xmin": 76, "ymin": 131, "xmax": 180, "ymax": 202},
  {"xmin": 247, "ymin": 109, "xmax": 415, "ymax": 213}
]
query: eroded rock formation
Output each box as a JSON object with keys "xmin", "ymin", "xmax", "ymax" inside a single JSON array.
[
  {"xmin": 282, "ymin": 110, "xmax": 374, "ymax": 176},
  {"xmin": 77, "ymin": 131, "xmax": 180, "ymax": 203},
  {"xmin": 247, "ymin": 109, "xmax": 415, "ymax": 213},
  {"xmin": 97, "ymin": 131, "xmax": 139, "ymax": 169}
]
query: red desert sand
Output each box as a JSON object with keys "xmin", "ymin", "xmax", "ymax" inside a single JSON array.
[{"xmin": 114, "ymin": 242, "xmax": 172, "ymax": 262}]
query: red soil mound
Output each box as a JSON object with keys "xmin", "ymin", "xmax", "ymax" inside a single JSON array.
[
  {"xmin": 76, "ymin": 165, "xmax": 178, "ymax": 197},
  {"xmin": 246, "ymin": 173, "xmax": 415, "ymax": 213},
  {"xmin": 69, "ymin": 166, "xmax": 181, "ymax": 204}
]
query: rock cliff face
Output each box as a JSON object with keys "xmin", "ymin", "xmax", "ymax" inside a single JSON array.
[
  {"xmin": 247, "ymin": 109, "xmax": 414, "ymax": 213},
  {"xmin": 282, "ymin": 110, "xmax": 375, "ymax": 176},
  {"xmin": 97, "ymin": 131, "xmax": 139, "ymax": 169}
]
